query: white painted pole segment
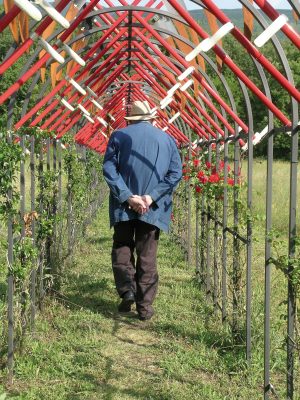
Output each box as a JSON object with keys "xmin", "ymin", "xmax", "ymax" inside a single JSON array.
[
  {"xmin": 177, "ymin": 66, "xmax": 195, "ymax": 81},
  {"xmin": 91, "ymin": 99, "xmax": 103, "ymax": 110},
  {"xmin": 39, "ymin": 38, "xmax": 65, "ymax": 64},
  {"xmin": 160, "ymin": 97, "xmax": 173, "ymax": 109},
  {"xmin": 254, "ymin": 15, "xmax": 289, "ymax": 47},
  {"xmin": 83, "ymin": 114, "xmax": 95, "ymax": 123},
  {"xmin": 167, "ymin": 82, "xmax": 182, "ymax": 95},
  {"xmin": 168, "ymin": 112, "xmax": 181, "ymax": 123},
  {"xmin": 185, "ymin": 22, "xmax": 234, "ymax": 61},
  {"xmin": 180, "ymin": 79, "xmax": 194, "ymax": 91},
  {"xmin": 78, "ymin": 103, "xmax": 90, "ymax": 116},
  {"xmin": 63, "ymin": 44, "xmax": 86, "ymax": 66},
  {"xmin": 61, "ymin": 98, "xmax": 75, "ymax": 111},
  {"xmin": 14, "ymin": 0, "xmax": 42, "ymax": 20},
  {"xmin": 97, "ymin": 117, "xmax": 108, "ymax": 127},
  {"xmin": 68, "ymin": 78, "xmax": 87, "ymax": 96},
  {"xmin": 36, "ymin": 0, "xmax": 70, "ymax": 28}
]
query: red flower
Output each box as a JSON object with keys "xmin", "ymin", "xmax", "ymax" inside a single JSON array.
[
  {"xmin": 219, "ymin": 160, "xmax": 225, "ymax": 170},
  {"xmin": 182, "ymin": 169, "xmax": 187, "ymax": 174},
  {"xmin": 197, "ymin": 170, "xmax": 204, "ymax": 178},
  {"xmin": 195, "ymin": 185, "xmax": 202, "ymax": 193},
  {"xmin": 182, "ymin": 163, "xmax": 186, "ymax": 167},
  {"xmin": 183, "ymin": 175, "xmax": 190, "ymax": 181},
  {"xmin": 211, "ymin": 143, "xmax": 216, "ymax": 150},
  {"xmin": 205, "ymin": 161, "xmax": 211, "ymax": 169},
  {"xmin": 227, "ymin": 178, "xmax": 234, "ymax": 186},
  {"xmin": 227, "ymin": 165, "xmax": 231, "ymax": 172},
  {"xmin": 212, "ymin": 166, "xmax": 217, "ymax": 174},
  {"xmin": 208, "ymin": 173, "xmax": 220, "ymax": 183},
  {"xmin": 193, "ymin": 159, "xmax": 200, "ymax": 167},
  {"xmin": 198, "ymin": 175, "xmax": 208, "ymax": 184}
]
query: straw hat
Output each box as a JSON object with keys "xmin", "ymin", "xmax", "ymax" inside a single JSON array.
[{"xmin": 124, "ymin": 100, "xmax": 157, "ymax": 121}]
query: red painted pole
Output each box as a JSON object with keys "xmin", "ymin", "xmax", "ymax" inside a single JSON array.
[
  {"xmin": 14, "ymin": 15, "xmax": 128, "ymax": 128},
  {"xmin": 0, "ymin": 0, "xmax": 71, "ymax": 74},
  {"xmin": 165, "ymin": 0, "xmax": 292, "ymax": 126},
  {"xmin": 199, "ymin": 0, "xmax": 300, "ymax": 99},
  {"xmin": 253, "ymin": 0, "xmax": 300, "ymax": 49},
  {"xmin": 0, "ymin": 5, "xmax": 21, "ymax": 33},
  {"xmin": 134, "ymin": 24, "xmax": 250, "ymax": 131},
  {"xmin": 134, "ymin": 42, "xmax": 234, "ymax": 136}
]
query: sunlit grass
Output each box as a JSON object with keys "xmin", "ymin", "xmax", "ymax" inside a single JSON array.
[{"xmin": 0, "ymin": 159, "xmax": 299, "ymax": 399}]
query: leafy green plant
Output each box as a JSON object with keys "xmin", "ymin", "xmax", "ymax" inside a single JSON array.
[
  {"xmin": 0, "ymin": 132, "xmax": 23, "ymax": 220},
  {"xmin": 182, "ymin": 151, "xmax": 238, "ymax": 201}
]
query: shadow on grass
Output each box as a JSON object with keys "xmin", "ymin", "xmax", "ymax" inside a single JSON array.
[
  {"xmin": 64, "ymin": 354, "xmax": 169, "ymax": 400},
  {"xmin": 52, "ymin": 272, "xmax": 117, "ymax": 318}
]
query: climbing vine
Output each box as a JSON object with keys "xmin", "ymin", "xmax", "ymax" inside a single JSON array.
[
  {"xmin": 0, "ymin": 129, "xmax": 106, "ymax": 363},
  {"xmin": 0, "ymin": 132, "xmax": 23, "ymax": 220}
]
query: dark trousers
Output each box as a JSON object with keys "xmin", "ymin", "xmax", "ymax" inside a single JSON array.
[{"xmin": 112, "ymin": 220, "xmax": 160, "ymax": 316}]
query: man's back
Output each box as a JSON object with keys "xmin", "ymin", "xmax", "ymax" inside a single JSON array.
[
  {"xmin": 103, "ymin": 120, "xmax": 182, "ymax": 232},
  {"xmin": 113, "ymin": 121, "xmax": 177, "ymax": 196}
]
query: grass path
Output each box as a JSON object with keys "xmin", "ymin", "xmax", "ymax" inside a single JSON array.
[{"xmin": 1, "ymin": 200, "xmax": 262, "ymax": 399}]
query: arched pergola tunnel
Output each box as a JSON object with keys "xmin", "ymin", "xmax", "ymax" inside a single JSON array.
[{"xmin": 0, "ymin": 0, "xmax": 299, "ymax": 398}]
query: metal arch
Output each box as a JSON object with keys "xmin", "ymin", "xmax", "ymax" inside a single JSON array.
[
  {"xmin": 1, "ymin": 3, "xmax": 293, "ymax": 131},
  {"xmin": 14, "ymin": 32, "xmax": 232, "ymax": 141},
  {"xmin": 3, "ymin": 4, "xmax": 254, "ymax": 141},
  {"xmin": 229, "ymin": 0, "xmax": 298, "ymax": 124}
]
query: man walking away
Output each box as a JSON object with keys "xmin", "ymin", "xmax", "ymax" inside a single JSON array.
[{"xmin": 103, "ymin": 100, "xmax": 182, "ymax": 321}]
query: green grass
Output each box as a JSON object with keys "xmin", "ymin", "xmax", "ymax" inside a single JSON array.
[
  {"xmin": 0, "ymin": 200, "xmax": 268, "ymax": 399},
  {"xmin": 0, "ymin": 159, "xmax": 299, "ymax": 399},
  {"xmin": 242, "ymin": 159, "xmax": 300, "ymax": 234}
]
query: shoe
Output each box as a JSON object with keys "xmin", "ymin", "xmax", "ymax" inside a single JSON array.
[
  {"xmin": 118, "ymin": 290, "xmax": 135, "ymax": 312},
  {"xmin": 138, "ymin": 310, "xmax": 154, "ymax": 321}
]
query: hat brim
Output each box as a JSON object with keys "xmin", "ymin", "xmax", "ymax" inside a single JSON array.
[{"xmin": 124, "ymin": 114, "xmax": 157, "ymax": 121}]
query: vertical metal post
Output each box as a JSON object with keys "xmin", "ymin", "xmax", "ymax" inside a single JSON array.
[
  {"xmin": 222, "ymin": 133, "xmax": 229, "ymax": 323},
  {"xmin": 67, "ymin": 147, "xmax": 72, "ymax": 257},
  {"xmin": 246, "ymin": 128, "xmax": 253, "ymax": 363},
  {"xmin": 200, "ymin": 194, "xmax": 205, "ymax": 285},
  {"xmin": 46, "ymin": 138, "xmax": 50, "ymax": 171},
  {"xmin": 20, "ymin": 136, "xmax": 25, "ymax": 237},
  {"xmin": 195, "ymin": 196, "xmax": 200, "ymax": 280},
  {"xmin": 287, "ymin": 126, "xmax": 298, "ymax": 400},
  {"xmin": 45, "ymin": 138, "xmax": 51, "ymax": 275},
  {"xmin": 38, "ymin": 142, "xmax": 44, "ymax": 309},
  {"xmin": 187, "ymin": 137, "xmax": 192, "ymax": 265},
  {"xmin": 58, "ymin": 141, "xmax": 62, "ymax": 216},
  {"xmin": 232, "ymin": 138, "xmax": 241, "ymax": 339},
  {"xmin": 264, "ymin": 127, "xmax": 273, "ymax": 399},
  {"xmin": 57, "ymin": 140, "xmax": 62, "ymax": 261},
  {"xmin": 52, "ymin": 139, "xmax": 58, "ymax": 287},
  {"xmin": 7, "ymin": 132, "xmax": 14, "ymax": 384},
  {"xmin": 30, "ymin": 136, "xmax": 36, "ymax": 328},
  {"xmin": 19, "ymin": 136, "xmax": 26, "ymax": 334},
  {"xmin": 213, "ymin": 139, "xmax": 220, "ymax": 313},
  {"xmin": 206, "ymin": 141, "xmax": 212, "ymax": 299}
]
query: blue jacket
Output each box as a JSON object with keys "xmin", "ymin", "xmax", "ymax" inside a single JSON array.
[{"xmin": 103, "ymin": 121, "xmax": 182, "ymax": 232}]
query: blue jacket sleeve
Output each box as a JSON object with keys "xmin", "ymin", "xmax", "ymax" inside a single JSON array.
[
  {"xmin": 148, "ymin": 141, "xmax": 182, "ymax": 203},
  {"xmin": 102, "ymin": 135, "xmax": 132, "ymax": 204}
]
